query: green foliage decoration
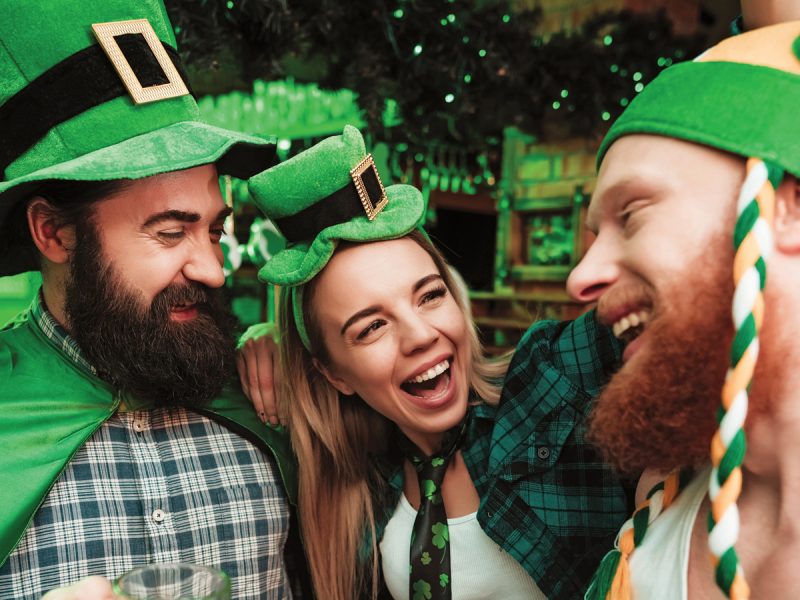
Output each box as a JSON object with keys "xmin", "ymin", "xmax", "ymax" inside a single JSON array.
[{"xmin": 166, "ymin": 1, "xmax": 705, "ymax": 151}]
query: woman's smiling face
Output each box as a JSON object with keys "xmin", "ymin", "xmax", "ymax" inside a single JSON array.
[{"xmin": 310, "ymin": 236, "xmax": 470, "ymax": 454}]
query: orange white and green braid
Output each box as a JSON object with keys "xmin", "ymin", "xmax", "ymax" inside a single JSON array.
[
  {"xmin": 585, "ymin": 471, "xmax": 689, "ymax": 600},
  {"xmin": 708, "ymin": 158, "xmax": 783, "ymax": 599}
]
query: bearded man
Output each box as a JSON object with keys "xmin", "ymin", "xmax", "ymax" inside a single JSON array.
[
  {"xmin": 567, "ymin": 21, "xmax": 800, "ymax": 599},
  {"xmin": 0, "ymin": 1, "xmax": 300, "ymax": 599}
]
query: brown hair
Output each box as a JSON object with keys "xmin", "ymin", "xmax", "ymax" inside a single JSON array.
[{"xmin": 277, "ymin": 230, "xmax": 509, "ymax": 599}]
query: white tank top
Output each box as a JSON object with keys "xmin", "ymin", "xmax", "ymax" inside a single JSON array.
[
  {"xmin": 628, "ymin": 468, "xmax": 710, "ymax": 600},
  {"xmin": 380, "ymin": 495, "xmax": 547, "ymax": 600}
]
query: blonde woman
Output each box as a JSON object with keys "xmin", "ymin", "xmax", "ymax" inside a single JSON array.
[{"xmin": 245, "ymin": 126, "xmax": 632, "ymax": 600}]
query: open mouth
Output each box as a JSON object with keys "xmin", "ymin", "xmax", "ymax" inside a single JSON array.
[
  {"xmin": 401, "ymin": 358, "xmax": 451, "ymax": 399},
  {"xmin": 612, "ymin": 310, "xmax": 650, "ymax": 345},
  {"xmin": 169, "ymin": 303, "xmax": 199, "ymax": 321}
]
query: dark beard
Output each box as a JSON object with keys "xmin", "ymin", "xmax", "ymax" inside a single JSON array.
[
  {"xmin": 588, "ymin": 254, "xmax": 739, "ymax": 476},
  {"xmin": 64, "ymin": 221, "xmax": 239, "ymax": 409}
]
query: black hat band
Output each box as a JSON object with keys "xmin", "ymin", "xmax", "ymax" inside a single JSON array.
[
  {"xmin": 0, "ymin": 35, "xmax": 190, "ymax": 179},
  {"xmin": 274, "ymin": 155, "xmax": 388, "ymax": 244}
]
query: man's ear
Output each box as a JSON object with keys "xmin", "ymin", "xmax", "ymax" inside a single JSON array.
[
  {"xmin": 26, "ymin": 198, "xmax": 75, "ymax": 265},
  {"xmin": 774, "ymin": 174, "xmax": 800, "ymax": 254},
  {"xmin": 312, "ymin": 357, "xmax": 355, "ymax": 396}
]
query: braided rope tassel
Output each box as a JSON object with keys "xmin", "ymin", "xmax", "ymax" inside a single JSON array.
[
  {"xmin": 585, "ymin": 472, "xmax": 682, "ymax": 599},
  {"xmin": 708, "ymin": 157, "xmax": 781, "ymax": 599}
]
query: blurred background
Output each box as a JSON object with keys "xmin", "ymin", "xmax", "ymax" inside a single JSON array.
[{"xmin": 0, "ymin": 0, "xmax": 738, "ymax": 352}]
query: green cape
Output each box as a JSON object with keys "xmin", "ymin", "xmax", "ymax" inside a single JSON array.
[{"xmin": 0, "ymin": 310, "xmax": 296, "ymax": 568}]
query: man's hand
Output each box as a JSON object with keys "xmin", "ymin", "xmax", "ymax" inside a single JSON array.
[
  {"xmin": 237, "ymin": 331, "xmax": 283, "ymax": 426},
  {"xmin": 41, "ymin": 576, "xmax": 117, "ymax": 600}
]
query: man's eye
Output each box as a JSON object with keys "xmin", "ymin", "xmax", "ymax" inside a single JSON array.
[
  {"xmin": 158, "ymin": 231, "xmax": 184, "ymax": 240},
  {"xmin": 210, "ymin": 228, "xmax": 225, "ymax": 243},
  {"xmin": 619, "ymin": 199, "xmax": 649, "ymax": 227},
  {"xmin": 357, "ymin": 320, "xmax": 385, "ymax": 340}
]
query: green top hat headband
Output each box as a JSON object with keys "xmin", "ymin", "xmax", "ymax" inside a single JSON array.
[
  {"xmin": 0, "ymin": 0, "xmax": 275, "ymax": 276},
  {"xmin": 589, "ymin": 22, "xmax": 800, "ymax": 600},
  {"xmin": 249, "ymin": 125, "xmax": 424, "ymax": 350}
]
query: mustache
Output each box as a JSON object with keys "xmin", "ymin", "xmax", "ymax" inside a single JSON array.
[
  {"xmin": 150, "ymin": 283, "xmax": 216, "ymax": 318},
  {"xmin": 596, "ymin": 282, "xmax": 656, "ymax": 326}
]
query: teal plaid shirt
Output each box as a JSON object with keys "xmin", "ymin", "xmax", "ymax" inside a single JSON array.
[
  {"xmin": 30, "ymin": 291, "xmax": 96, "ymax": 377},
  {"xmin": 375, "ymin": 310, "xmax": 634, "ymax": 600}
]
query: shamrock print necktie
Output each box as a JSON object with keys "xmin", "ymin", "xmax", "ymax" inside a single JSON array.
[{"xmin": 399, "ymin": 421, "xmax": 466, "ymax": 600}]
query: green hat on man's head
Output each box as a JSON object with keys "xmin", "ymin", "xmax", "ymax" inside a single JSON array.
[
  {"xmin": 598, "ymin": 21, "xmax": 800, "ymax": 176},
  {"xmin": 249, "ymin": 125, "xmax": 425, "ymax": 349},
  {"xmin": 0, "ymin": 0, "xmax": 276, "ymax": 276}
]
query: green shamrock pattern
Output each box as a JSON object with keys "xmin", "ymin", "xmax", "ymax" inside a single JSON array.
[
  {"xmin": 413, "ymin": 579, "xmax": 432, "ymax": 600},
  {"xmin": 431, "ymin": 523, "xmax": 449, "ymax": 549},
  {"xmin": 402, "ymin": 419, "xmax": 466, "ymax": 600},
  {"xmin": 423, "ymin": 479, "xmax": 438, "ymax": 502}
]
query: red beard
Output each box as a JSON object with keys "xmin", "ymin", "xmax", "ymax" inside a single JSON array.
[{"xmin": 588, "ymin": 259, "xmax": 738, "ymax": 476}]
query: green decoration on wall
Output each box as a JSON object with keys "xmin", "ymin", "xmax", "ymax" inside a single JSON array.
[{"xmin": 197, "ymin": 79, "xmax": 369, "ymax": 141}]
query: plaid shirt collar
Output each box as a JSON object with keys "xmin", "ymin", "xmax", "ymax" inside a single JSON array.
[
  {"xmin": 31, "ymin": 289, "xmax": 97, "ymax": 378},
  {"xmin": 375, "ymin": 401, "xmax": 495, "ymax": 494}
]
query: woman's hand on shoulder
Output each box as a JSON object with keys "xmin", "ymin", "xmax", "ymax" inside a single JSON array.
[{"xmin": 237, "ymin": 323, "xmax": 284, "ymax": 426}]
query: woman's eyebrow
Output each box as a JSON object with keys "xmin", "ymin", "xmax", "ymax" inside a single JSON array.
[
  {"xmin": 413, "ymin": 273, "xmax": 442, "ymax": 293},
  {"xmin": 340, "ymin": 306, "xmax": 380, "ymax": 336},
  {"xmin": 339, "ymin": 274, "xmax": 443, "ymax": 335}
]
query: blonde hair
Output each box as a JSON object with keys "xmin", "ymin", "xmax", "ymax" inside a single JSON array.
[{"xmin": 277, "ymin": 230, "xmax": 510, "ymax": 599}]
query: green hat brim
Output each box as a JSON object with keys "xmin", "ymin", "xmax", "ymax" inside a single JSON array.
[
  {"xmin": 258, "ymin": 183, "xmax": 424, "ymax": 287},
  {"xmin": 0, "ymin": 120, "xmax": 274, "ymax": 205},
  {"xmin": 597, "ymin": 61, "xmax": 800, "ymax": 176},
  {"xmin": 0, "ymin": 121, "xmax": 275, "ymax": 276}
]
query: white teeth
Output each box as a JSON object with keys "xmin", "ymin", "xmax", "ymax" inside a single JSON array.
[
  {"xmin": 407, "ymin": 359, "xmax": 450, "ymax": 383},
  {"xmin": 612, "ymin": 310, "xmax": 650, "ymax": 338}
]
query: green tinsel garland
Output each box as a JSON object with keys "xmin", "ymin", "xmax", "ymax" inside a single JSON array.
[{"xmin": 165, "ymin": 1, "xmax": 706, "ymax": 150}]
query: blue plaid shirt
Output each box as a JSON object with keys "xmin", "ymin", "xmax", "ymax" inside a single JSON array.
[{"xmin": 0, "ymin": 294, "xmax": 292, "ymax": 599}]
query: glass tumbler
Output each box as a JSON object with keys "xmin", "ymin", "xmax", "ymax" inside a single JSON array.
[{"xmin": 113, "ymin": 563, "xmax": 231, "ymax": 600}]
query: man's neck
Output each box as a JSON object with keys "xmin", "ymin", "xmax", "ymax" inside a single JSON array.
[
  {"xmin": 41, "ymin": 275, "xmax": 69, "ymax": 330},
  {"xmin": 742, "ymin": 405, "xmax": 800, "ymax": 529},
  {"xmin": 741, "ymin": 1, "xmax": 800, "ymax": 31}
]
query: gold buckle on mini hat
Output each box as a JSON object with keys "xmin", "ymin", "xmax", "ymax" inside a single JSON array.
[
  {"xmin": 350, "ymin": 154, "xmax": 388, "ymax": 221},
  {"xmin": 92, "ymin": 19, "xmax": 189, "ymax": 105}
]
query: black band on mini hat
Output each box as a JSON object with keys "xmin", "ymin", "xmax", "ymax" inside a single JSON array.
[{"xmin": 274, "ymin": 154, "xmax": 388, "ymax": 243}]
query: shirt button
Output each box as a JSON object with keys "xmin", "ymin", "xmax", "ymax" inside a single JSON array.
[
  {"xmin": 152, "ymin": 509, "xmax": 166, "ymax": 523},
  {"xmin": 537, "ymin": 446, "xmax": 551, "ymax": 460},
  {"xmin": 133, "ymin": 420, "xmax": 145, "ymax": 433}
]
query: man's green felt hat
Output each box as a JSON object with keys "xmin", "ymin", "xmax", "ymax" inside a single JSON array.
[
  {"xmin": 250, "ymin": 125, "xmax": 424, "ymax": 287},
  {"xmin": 597, "ymin": 21, "xmax": 800, "ymax": 176},
  {"xmin": 249, "ymin": 125, "xmax": 424, "ymax": 349},
  {"xmin": 0, "ymin": 0, "xmax": 275, "ymax": 276}
]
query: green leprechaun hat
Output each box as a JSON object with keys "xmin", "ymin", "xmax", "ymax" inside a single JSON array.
[
  {"xmin": 249, "ymin": 125, "xmax": 424, "ymax": 349},
  {"xmin": 597, "ymin": 22, "xmax": 800, "ymax": 176},
  {"xmin": 0, "ymin": 0, "xmax": 276, "ymax": 276}
]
